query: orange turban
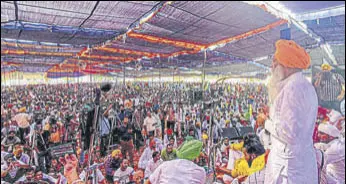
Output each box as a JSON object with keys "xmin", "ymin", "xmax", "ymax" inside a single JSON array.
[{"xmin": 274, "ymin": 39, "xmax": 310, "ymax": 69}]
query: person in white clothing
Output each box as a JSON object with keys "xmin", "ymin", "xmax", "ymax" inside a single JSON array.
[
  {"xmin": 113, "ymin": 159, "xmax": 134, "ymax": 184},
  {"xmin": 327, "ymin": 110, "xmax": 345, "ymax": 138},
  {"xmin": 79, "ymin": 167, "xmax": 105, "ymax": 184},
  {"xmin": 264, "ymin": 39, "xmax": 318, "ymax": 184},
  {"xmin": 220, "ymin": 138, "xmax": 230, "ymax": 153},
  {"xmin": 316, "ymin": 123, "xmax": 345, "ymax": 184},
  {"xmin": 139, "ymin": 140, "xmax": 157, "ymax": 170},
  {"xmin": 1, "ymin": 145, "xmax": 9, "ymax": 165},
  {"xmin": 146, "ymin": 140, "xmax": 206, "ymax": 184},
  {"xmin": 258, "ymin": 129, "xmax": 271, "ymax": 150},
  {"xmin": 144, "ymin": 151, "xmax": 163, "ymax": 179},
  {"xmin": 143, "ymin": 112, "xmax": 157, "ymax": 136}
]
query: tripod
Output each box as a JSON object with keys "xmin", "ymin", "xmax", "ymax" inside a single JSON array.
[{"xmin": 107, "ymin": 107, "xmax": 123, "ymax": 152}]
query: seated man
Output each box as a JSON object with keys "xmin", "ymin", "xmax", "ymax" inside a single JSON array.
[
  {"xmin": 33, "ymin": 169, "xmax": 58, "ymax": 184},
  {"xmin": 1, "ymin": 154, "xmax": 27, "ymax": 183},
  {"xmin": 163, "ymin": 129, "xmax": 177, "ymax": 148},
  {"xmin": 144, "ymin": 151, "xmax": 163, "ymax": 179},
  {"xmin": 217, "ymin": 133, "xmax": 268, "ymax": 184},
  {"xmin": 1, "ymin": 144, "xmax": 9, "ymax": 165},
  {"xmin": 161, "ymin": 144, "xmax": 177, "ymax": 162},
  {"xmin": 316, "ymin": 123, "xmax": 345, "ymax": 184},
  {"xmin": 14, "ymin": 167, "xmax": 36, "ymax": 183},
  {"xmin": 221, "ymin": 138, "xmax": 230, "ymax": 153},
  {"xmin": 1, "ymin": 130, "xmax": 21, "ymax": 152},
  {"xmin": 12, "ymin": 143, "xmax": 30, "ymax": 166},
  {"xmin": 139, "ymin": 140, "xmax": 157, "ymax": 170},
  {"xmin": 104, "ymin": 149, "xmax": 122, "ymax": 183},
  {"xmin": 113, "ymin": 159, "xmax": 134, "ymax": 184},
  {"xmin": 79, "ymin": 164, "xmax": 106, "ymax": 184},
  {"xmin": 146, "ymin": 132, "xmax": 163, "ymax": 152},
  {"xmin": 185, "ymin": 127, "xmax": 196, "ymax": 142}
]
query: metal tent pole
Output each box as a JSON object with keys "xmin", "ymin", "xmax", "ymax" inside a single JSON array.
[
  {"xmin": 202, "ymin": 49, "xmax": 206, "ymax": 91},
  {"xmin": 123, "ymin": 66, "xmax": 126, "ymax": 86},
  {"xmin": 159, "ymin": 57, "xmax": 161, "ymax": 87}
]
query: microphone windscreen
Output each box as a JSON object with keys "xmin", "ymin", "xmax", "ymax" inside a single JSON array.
[{"xmin": 101, "ymin": 83, "xmax": 112, "ymax": 92}]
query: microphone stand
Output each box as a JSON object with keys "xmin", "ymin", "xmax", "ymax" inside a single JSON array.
[
  {"xmin": 85, "ymin": 88, "xmax": 101, "ymax": 184},
  {"xmin": 207, "ymin": 99, "xmax": 219, "ymax": 182},
  {"xmin": 207, "ymin": 101, "xmax": 214, "ymax": 172}
]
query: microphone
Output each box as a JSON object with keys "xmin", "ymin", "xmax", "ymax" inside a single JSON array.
[{"xmin": 101, "ymin": 83, "xmax": 112, "ymax": 93}]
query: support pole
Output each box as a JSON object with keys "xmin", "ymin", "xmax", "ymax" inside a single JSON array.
[
  {"xmin": 159, "ymin": 57, "xmax": 161, "ymax": 86},
  {"xmin": 123, "ymin": 66, "xmax": 126, "ymax": 86},
  {"xmin": 202, "ymin": 49, "xmax": 207, "ymax": 98}
]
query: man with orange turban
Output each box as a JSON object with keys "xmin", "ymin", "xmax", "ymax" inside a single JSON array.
[{"xmin": 264, "ymin": 40, "xmax": 319, "ymax": 184}]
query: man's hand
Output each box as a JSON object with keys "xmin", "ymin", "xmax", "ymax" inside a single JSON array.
[
  {"xmin": 237, "ymin": 175, "xmax": 247, "ymax": 182},
  {"xmin": 264, "ymin": 119, "xmax": 274, "ymax": 135},
  {"xmin": 337, "ymin": 88, "xmax": 345, "ymax": 101},
  {"xmin": 12, "ymin": 161, "xmax": 22, "ymax": 168}
]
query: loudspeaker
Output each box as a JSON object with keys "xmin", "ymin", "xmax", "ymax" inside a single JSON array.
[
  {"xmin": 221, "ymin": 127, "xmax": 240, "ymax": 140},
  {"xmin": 237, "ymin": 126, "xmax": 255, "ymax": 138}
]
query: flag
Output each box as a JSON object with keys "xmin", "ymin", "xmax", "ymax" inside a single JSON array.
[
  {"xmin": 204, "ymin": 82, "xmax": 210, "ymax": 91},
  {"xmin": 249, "ymin": 104, "xmax": 253, "ymax": 118}
]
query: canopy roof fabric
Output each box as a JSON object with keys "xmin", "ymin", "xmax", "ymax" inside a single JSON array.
[
  {"xmin": 1, "ymin": 1, "xmax": 345, "ymax": 78},
  {"xmin": 280, "ymin": 1, "xmax": 345, "ymax": 14}
]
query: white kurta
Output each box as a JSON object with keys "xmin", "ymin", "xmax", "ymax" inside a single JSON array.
[
  {"xmin": 139, "ymin": 148, "xmax": 154, "ymax": 170},
  {"xmin": 324, "ymin": 139, "xmax": 345, "ymax": 184},
  {"xmin": 258, "ymin": 128, "xmax": 272, "ymax": 150},
  {"xmin": 264, "ymin": 72, "xmax": 319, "ymax": 184}
]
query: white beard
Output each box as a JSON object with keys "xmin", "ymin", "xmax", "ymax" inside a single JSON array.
[
  {"xmin": 267, "ymin": 78, "xmax": 278, "ymax": 105},
  {"xmin": 267, "ymin": 65, "xmax": 286, "ymax": 105}
]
